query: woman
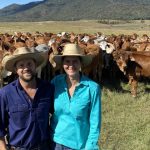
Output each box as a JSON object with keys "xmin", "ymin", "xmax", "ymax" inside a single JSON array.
[{"xmin": 50, "ymin": 43, "xmax": 101, "ymax": 150}]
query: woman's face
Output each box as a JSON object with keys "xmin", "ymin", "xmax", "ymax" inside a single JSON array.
[{"xmin": 63, "ymin": 56, "xmax": 81, "ymax": 77}]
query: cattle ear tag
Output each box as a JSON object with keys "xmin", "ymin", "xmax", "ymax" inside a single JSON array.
[{"xmin": 130, "ymin": 56, "xmax": 135, "ymax": 61}]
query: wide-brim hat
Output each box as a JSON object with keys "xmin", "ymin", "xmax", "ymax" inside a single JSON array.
[
  {"xmin": 2, "ymin": 47, "xmax": 44, "ymax": 72},
  {"xmin": 53, "ymin": 43, "xmax": 93, "ymax": 67}
]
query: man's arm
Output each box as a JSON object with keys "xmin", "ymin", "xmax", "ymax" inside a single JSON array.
[
  {"xmin": 0, "ymin": 137, "xmax": 7, "ymax": 150},
  {"xmin": 0, "ymin": 90, "xmax": 8, "ymax": 150}
]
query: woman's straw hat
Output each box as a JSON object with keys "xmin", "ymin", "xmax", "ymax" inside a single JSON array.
[
  {"xmin": 2, "ymin": 47, "xmax": 44, "ymax": 72},
  {"xmin": 53, "ymin": 43, "xmax": 93, "ymax": 67}
]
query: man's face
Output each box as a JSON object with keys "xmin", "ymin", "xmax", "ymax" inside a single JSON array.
[{"xmin": 15, "ymin": 58, "xmax": 37, "ymax": 82}]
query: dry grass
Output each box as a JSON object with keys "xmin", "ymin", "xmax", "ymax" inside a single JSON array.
[{"xmin": 0, "ymin": 20, "xmax": 150, "ymax": 35}]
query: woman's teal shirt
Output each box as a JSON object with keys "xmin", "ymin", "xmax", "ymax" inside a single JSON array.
[{"xmin": 50, "ymin": 74, "xmax": 101, "ymax": 150}]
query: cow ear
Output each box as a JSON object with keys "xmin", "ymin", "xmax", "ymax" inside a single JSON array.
[{"xmin": 130, "ymin": 56, "xmax": 135, "ymax": 61}]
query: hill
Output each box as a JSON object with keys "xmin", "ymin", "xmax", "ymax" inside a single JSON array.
[{"xmin": 0, "ymin": 0, "xmax": 150, "ymax": 21}]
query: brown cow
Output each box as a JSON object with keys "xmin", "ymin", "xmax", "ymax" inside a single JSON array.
[
  {"xmin": 49, "ymin": 42, "xmax": 63, "ymax": 78},
  {"xmin": 82, "ymin": 44, "xmax": 103, "ymax": 83},
  {"xmin": 113, "ymin": 50, "xmax": 150, "ymax": 97}
]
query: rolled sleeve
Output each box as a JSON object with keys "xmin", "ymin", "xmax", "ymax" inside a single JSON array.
[{"xmin": 85, "ymin": 85, "xmax": 101, "ymax": 150}]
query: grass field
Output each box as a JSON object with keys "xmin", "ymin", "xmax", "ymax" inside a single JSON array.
[
  {"xmin": 0, "ymin": 20, "xmax": 150, "ymax": 150},
  {"xmin": 0, "ymin": 20, "xmax": 150, "ymax": 35},
  {"xmin": 99, "ymin": 81, "xmax": 150, "ymax": 150}
]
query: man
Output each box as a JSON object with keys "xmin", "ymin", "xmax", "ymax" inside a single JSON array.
[{"xmin": 0, "ymin": 47, "xmax": 54, "ymax": 150}]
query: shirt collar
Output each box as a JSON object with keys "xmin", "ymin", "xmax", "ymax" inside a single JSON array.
[
  {"xmin": 79, "ymin": 74, "xmax": 89, "ymax": 87},
  {"xmin": 14, "ymin": 78, "xmax": 42, "ymax": 90}
]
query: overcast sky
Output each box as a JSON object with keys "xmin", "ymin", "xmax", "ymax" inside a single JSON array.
[{"xmin": 0, "ymin": 0, "xmax": 43, "ymax": 9}]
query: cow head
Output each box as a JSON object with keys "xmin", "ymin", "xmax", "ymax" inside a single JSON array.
[{"xmin": 113, "ymin": 51, "xmax": 129, "ymax": 74}]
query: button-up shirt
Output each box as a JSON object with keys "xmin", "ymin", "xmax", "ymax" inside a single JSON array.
[
  {"xmin": 0, "ymin": 79, "xmax": 54, "ymax": 149},
  {"xmin": 50, "ymin": 74, "xmax": 101, "ymax": 150}
]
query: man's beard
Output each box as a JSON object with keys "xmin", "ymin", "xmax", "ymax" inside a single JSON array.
[{"xmin": 19, "ymin": 71, "xmax": 36, "ymax": 82}]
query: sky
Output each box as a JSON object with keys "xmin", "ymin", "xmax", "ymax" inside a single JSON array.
[{"xmin": 0, "ymin": 0, "xmax": 43, "ymax": 9}]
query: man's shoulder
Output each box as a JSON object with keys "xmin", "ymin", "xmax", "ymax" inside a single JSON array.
[
  {"xmin": 38, "ymin": 78, "xmax": 50, "ymax": 84},
  {"xmin": 37, "ymin": 78, "xmax": 51, "ymax": 87},
  {"xmin": 1, "ymin": 80, "xmax": 16, "ymax": 90},
  {"xmin": 0, "ymin": 80, "xmax": 17, "ymax": 96}
]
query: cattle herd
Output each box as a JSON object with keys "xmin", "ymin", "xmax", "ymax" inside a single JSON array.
[{"xmin": 0, "ymin": 31, "xmax": 150, "ymax": 97}]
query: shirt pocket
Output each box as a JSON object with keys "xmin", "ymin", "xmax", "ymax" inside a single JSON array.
[
  {"xmin": 9, "ymin": 105, "xmax": 29, "ymax": 128},
  {"xmin": 37, "ymin": 98, "xmax": 50, "ymax": 121},
  {"xmin": 71, "ymin": 98, "xmax": 90, "ymax": 120}
]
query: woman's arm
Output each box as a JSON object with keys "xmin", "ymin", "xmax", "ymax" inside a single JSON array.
[{"xmin": 85, "ymin": 85, "xmax": 101, "ymax": 150}]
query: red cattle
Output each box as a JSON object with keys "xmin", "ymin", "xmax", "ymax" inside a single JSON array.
[
  {"xmin": 113, "ymin": 51, "xmax": 150, "ymax": 97},
  {"xmin": 82, "ymin": 44, "xmax": 103, "ymax": 83}
]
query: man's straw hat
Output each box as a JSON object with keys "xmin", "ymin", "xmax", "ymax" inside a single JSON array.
[
  {"xmin": 2, "ymin": 47, "xmax": 44, "ymax": 72},
  {"xmin": 53, "ymin": 43, "xmax": 93, "ymax": 67}
]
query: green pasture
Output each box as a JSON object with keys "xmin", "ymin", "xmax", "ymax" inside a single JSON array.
[
  {"xmin": 0, "ymin": 20, "xmax": 150, "ymax": 150},
  {"xmin": 0, "ymin": 20, "xmax": 150, "ymax": 35},
  {"xmin": 100, "ymin": 81, "xmax": 150, "ymax": 150}
]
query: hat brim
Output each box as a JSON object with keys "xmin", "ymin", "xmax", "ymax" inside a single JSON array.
[
  {"xmin": 53, "ymin": 54, "xmax": 93, "ymax": 67},
  {"xmin": 3, "ymin": 52, "xmax": 44, "ymax": 72}
]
